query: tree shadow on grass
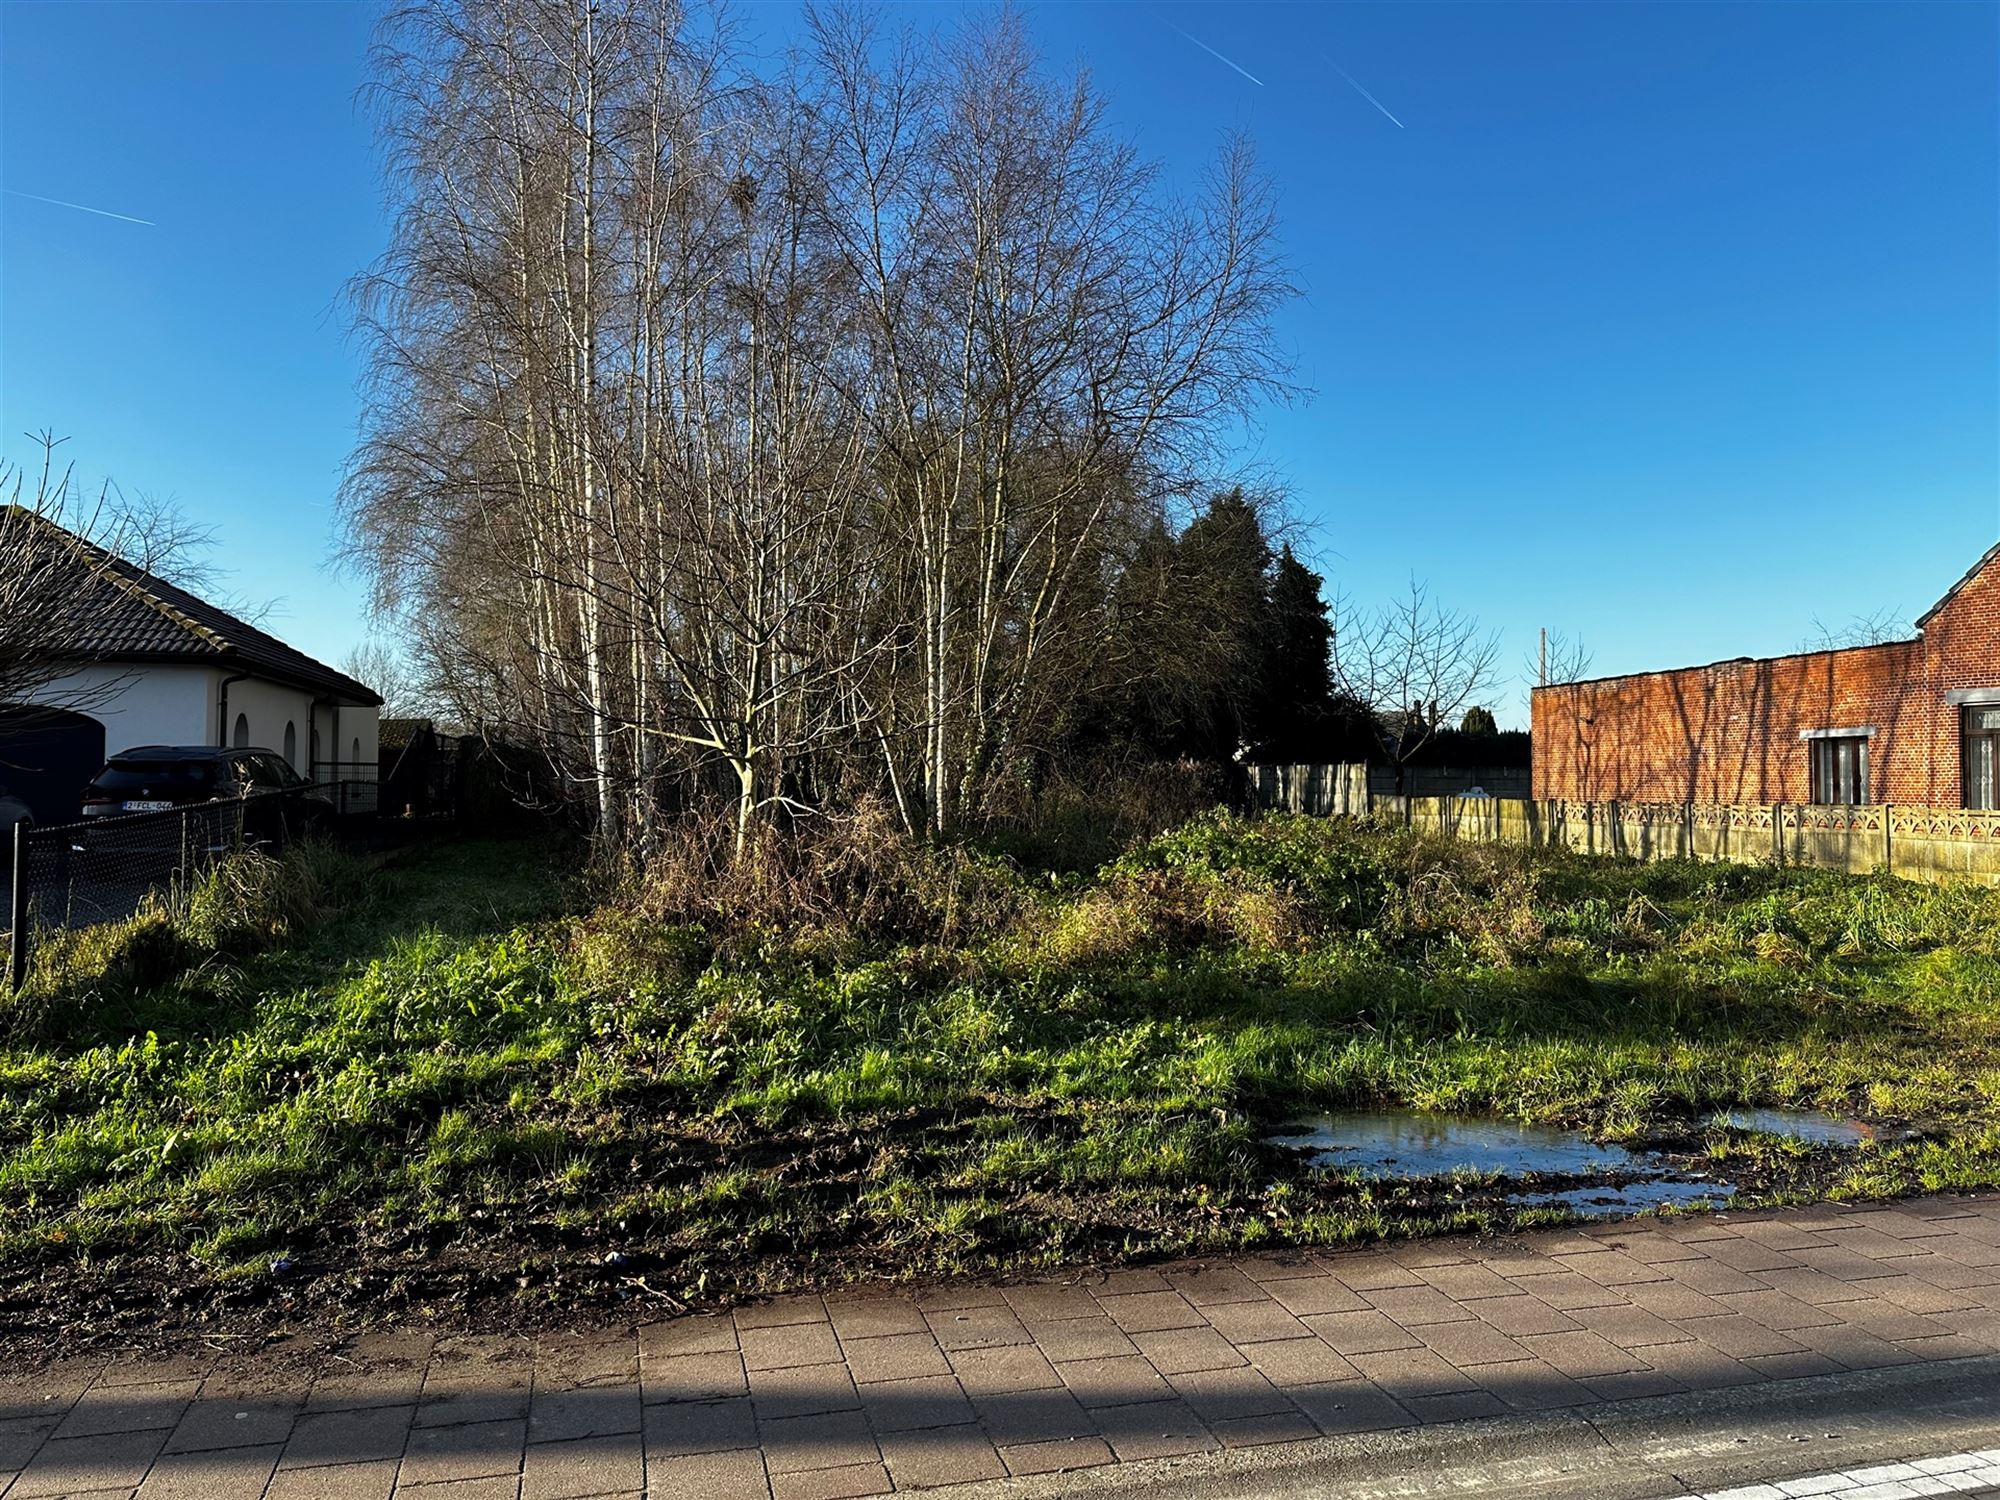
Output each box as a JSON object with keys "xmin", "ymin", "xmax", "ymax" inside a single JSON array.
[{"xmin": 1075, "ymin": 957, "xmax": 1853, "ymax": 1066}]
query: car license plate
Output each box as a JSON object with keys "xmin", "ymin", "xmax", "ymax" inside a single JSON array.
[{"xmin": 123, "ymin": 800, "xmax": 174, "ymax": 812}]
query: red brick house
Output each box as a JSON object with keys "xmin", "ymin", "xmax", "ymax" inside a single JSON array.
[{"xmin": 1532, "ymin": 544, "xmax": 2000, "ymax": 808}]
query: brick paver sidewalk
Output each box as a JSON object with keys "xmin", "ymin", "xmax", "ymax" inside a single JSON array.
[{"xmin": 5, "ymin": 1195, "xmax": 2000, "ymax": 1499}]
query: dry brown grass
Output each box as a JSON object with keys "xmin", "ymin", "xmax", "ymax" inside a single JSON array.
[{"xmin": 613, "ymin": 798, "xmax": 1028, "ymax": 955}]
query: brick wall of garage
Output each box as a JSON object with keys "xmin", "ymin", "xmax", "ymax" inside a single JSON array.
[{"xmin": 1532, "ymin": 547, "xmax": 2000, "ymax": 806}]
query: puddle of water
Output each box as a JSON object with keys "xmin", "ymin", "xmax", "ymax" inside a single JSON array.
[
  {"xmin": 1712, "ymin": 1107, "xmax": 1875, "ymax": 1147},
  {"xmin": 1266, "ymin": 1109, "xmax": 1738, "ymax": 1217},
  {"xmin": 1268, "ymin": 1104, "xmax": 1878, "ymax": 1222},
  {"xmin": 1266, "ymin": 1111, "xmax": 1645, "ymax": 1180}
]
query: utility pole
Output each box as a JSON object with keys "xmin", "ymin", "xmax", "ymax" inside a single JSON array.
[{"xmin": 1538, "ymin": 627, "xmax": 1548, "ymax": 688}]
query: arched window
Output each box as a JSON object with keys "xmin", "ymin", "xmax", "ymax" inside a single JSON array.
[
  {"xmin": 352, "ymin": 736, "xmax": 361, "ymax": 767},
  {"xmin": 283, "ymin": 721, "xmax": 297, "ymax": 769},
  {"xmin": 233, "ymin": 713, "xmax": 249, "ymax": 748}
]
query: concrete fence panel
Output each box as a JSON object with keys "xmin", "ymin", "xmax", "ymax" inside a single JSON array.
[{"xmin": 1248, "ymin": 764, "xmax": 2000, "ymax": 887}]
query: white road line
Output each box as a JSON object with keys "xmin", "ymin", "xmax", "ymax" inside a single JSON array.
[{"xmin": 1673, "ymin": 1449, "xmax": 2000, "ymax": 1500}]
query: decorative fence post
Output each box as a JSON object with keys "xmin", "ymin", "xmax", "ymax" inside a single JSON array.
[{"xmin": 8, "ymin": 819, "xmax": 29, "ymax": 994}]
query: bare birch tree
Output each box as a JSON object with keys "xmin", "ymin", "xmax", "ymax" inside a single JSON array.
[
  {"xmin": 808, "ymin": 6, "xmax": 1293, "ymax": 831},
  {"xmin": 344, "ymin": 0, "xmax": 1294, "ymax": 851}
]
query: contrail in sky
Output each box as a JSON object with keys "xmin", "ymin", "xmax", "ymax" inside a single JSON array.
[
  {"xmin": 3, "ymin": 189, "xmax": 155, "ymax": 226},
  {"xmin": 1327, "ymin": 57, "xmax": 1404, "ymax": 128},
  {"xmin": 1168, "ymin": 23, "xmax": 1264, "ymax": 87}
]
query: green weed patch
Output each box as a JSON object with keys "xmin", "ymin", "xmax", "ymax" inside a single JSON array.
[{"xmin": 2, "ymin": 814, "xmax": 1997, "ymax": 1340}]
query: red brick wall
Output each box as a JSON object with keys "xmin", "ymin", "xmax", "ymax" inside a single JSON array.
[{"xmin": 1532, "ymin": 549, "xmax": 2000, "ymax": 806}]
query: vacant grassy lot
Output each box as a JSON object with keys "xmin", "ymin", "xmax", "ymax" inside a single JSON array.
[{"xmin": 3, "ymin": 812, "xmax": 1998, "ymax": 1338}]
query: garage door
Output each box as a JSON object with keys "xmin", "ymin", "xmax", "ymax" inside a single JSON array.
[{"xmin": 0, "ymin": 705, "xmax": 106, "ymax": 826}]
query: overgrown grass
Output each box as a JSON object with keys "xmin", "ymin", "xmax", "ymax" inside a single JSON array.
[{"xmin": 3, "ymin": 813, "xmax": 1999, "ymax": 1317}]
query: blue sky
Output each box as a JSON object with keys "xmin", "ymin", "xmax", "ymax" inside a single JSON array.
[{"xmin": 2, "ymin": 1, "xmax": 1994, "ymax": 726}]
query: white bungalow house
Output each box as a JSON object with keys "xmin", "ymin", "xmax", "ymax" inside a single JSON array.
[{"xmin": 0, "ymin": 507, "xmax": 381, "ymax": 825}]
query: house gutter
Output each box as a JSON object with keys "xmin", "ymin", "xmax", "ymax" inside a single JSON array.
[
  {"xmin": 216, "ymin": 670, "xmax": 251, "ymax": 746},
  {"xmin": 309, "ymin": 694, "xmax": 336, "ymax": 780}
]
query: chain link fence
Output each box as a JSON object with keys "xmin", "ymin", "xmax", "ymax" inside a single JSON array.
[
  {"xmin": 314, "ymin": 762, "xmax": 381, "ymax": 817},
  {"xmin": 5, "ymin": 785, "xmax": 377, "ymax": 990}
]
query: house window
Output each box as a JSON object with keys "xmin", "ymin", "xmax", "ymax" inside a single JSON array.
[
  {"xmin": 232, "ymin": 712, "xmax": 250, "ymax": 748},
  {"xmin": 283, "ymin": 721, "xmax": 297, "ymax": 769},
  {"xmin": 1965, "ymin": 707, "xmax": 2000, "ymax": 809},
  {"xmin": 1809, "ymin": 736, "xmax": 1868, "ymax": 805}
]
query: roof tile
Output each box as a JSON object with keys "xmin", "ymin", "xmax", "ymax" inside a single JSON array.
[{"xmin": 4, "ymin": 504, "xmax": 382, "ymax": 705}]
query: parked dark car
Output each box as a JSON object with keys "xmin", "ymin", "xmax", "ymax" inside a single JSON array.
[{"xmin": 80, "ymin": 746, "xmax": 335, "ymax": 848}]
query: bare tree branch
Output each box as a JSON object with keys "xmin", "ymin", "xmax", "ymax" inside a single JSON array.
[
  {"xmin": 1330, "ymin": 577, "xmax": 1499, "ymax": 787},
  {"xmin": 0, "ymin": 431, "xmax": 218, "ymax": 717},
  {"xmin": 1523, "ymin": 629, "xmax": 1593, "ymax": 689},
  {"xmin": 1801, "ymin": 608, "xmax": 1907, "ymax": 651},
  {"xmin": 342, "ymin": 0, "xmax": 1297, "ymax": 852}
]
